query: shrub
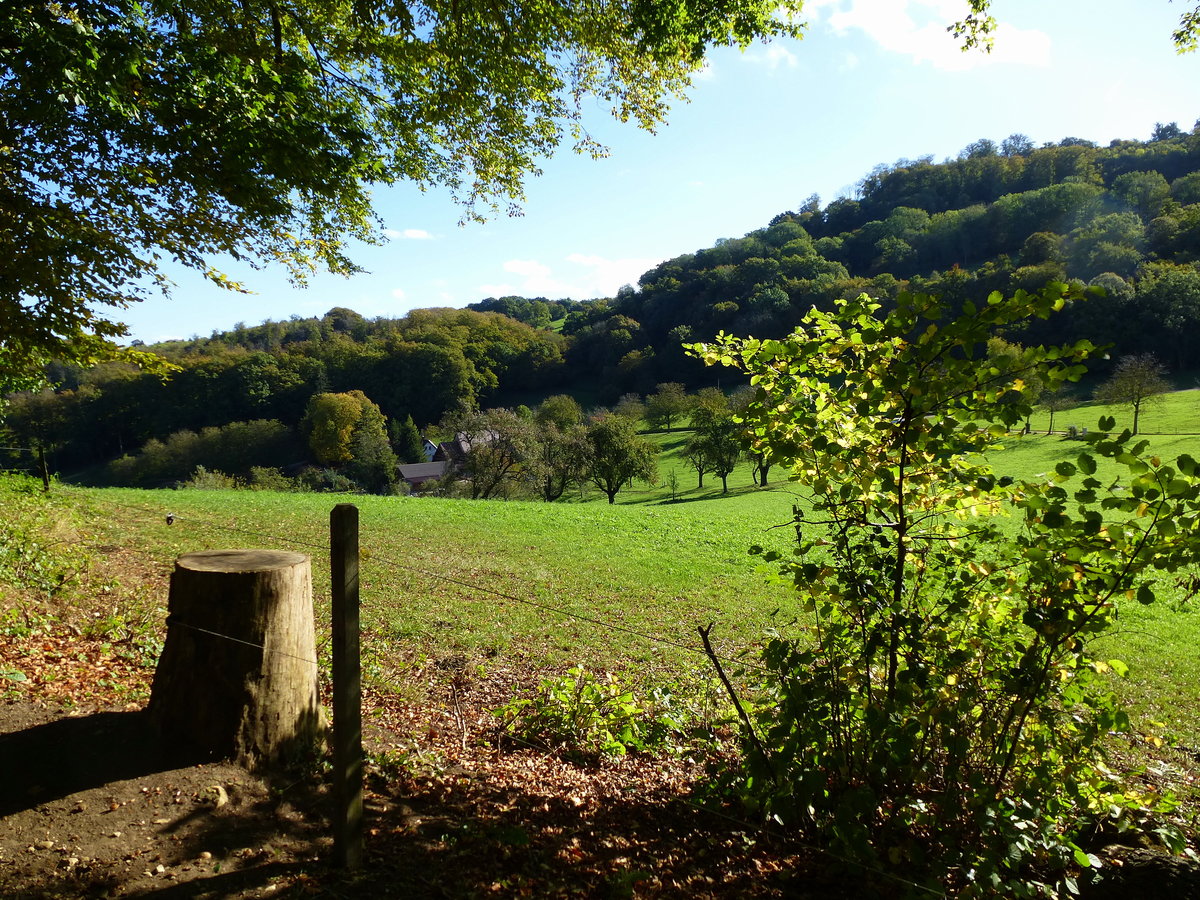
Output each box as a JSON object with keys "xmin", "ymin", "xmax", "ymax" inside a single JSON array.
[
  {"xmin": 182, "ymin": 466, "xmax": 239, "ymax": 490},
  {"xmin": 695, "ymin": 284, "xmax": 1200, "ymax": 896}
]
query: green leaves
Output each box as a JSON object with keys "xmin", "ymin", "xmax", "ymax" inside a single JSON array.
[
  {"xmin": 696, "ymin": 283, "xmax": 1200, "ymax": 896},
  {"xmin": 2, "ymin": 0, "xmax": 804, "ymax": 380}
]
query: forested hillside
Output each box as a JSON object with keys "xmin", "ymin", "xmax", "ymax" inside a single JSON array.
[
  {"xmin": 571, "ymin": 126, "xmax": 1200, "ymax": 394},
  {"xmin": 4, "ymin": 125, "xmax": 1199, "ymax": 485}
]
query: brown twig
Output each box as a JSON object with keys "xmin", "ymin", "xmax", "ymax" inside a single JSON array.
[{"xmin": 697, "ymin": 622, "xmax": 776, "ymax": 785}]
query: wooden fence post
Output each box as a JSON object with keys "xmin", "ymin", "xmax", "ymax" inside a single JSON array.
[
  {"xmin": 331, "ymin": 503, "xmax": 364, "ymax": 869},
  {"xmin": 38, "ymin": 446, "xmax": 50, "ymax": 492}
]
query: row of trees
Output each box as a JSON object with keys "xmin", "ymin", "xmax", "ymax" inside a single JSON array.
[
  {"xmin": 438, "ymin": 397, "xmax": 659, "ymax": 504},
  {"xmin": 7, "ymin": 127, "xmax": 1200, "ymax": 470}
]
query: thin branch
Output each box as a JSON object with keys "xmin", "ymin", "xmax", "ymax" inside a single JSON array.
[{"xmin": 697, "ymin": 622, "xmax": 776, "ymax": 785}]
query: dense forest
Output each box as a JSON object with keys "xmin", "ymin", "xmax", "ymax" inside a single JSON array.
[{"xmin": 4, "ymin": 124, "xmax": 1200, "ymax": 487}]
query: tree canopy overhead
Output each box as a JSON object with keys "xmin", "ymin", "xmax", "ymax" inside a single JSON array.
[
  {"xmin": 954, "ymin": 0, "xmax": 1200, "ymax": 53},
  {"xmin": 0, "ymin": 0, "xmax": 802, "ymax": 375}
]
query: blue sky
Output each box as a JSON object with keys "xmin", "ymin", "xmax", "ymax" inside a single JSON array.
[{"xmin": 122, "ymin": 0, "xmax": 1200, "ymax": 344}]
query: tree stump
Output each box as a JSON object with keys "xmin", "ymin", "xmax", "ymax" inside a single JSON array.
[{"xmin": 149, "ymin": 549, "xmax": 321, "ymax": 770}]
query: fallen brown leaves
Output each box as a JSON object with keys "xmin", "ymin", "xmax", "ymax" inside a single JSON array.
[
  {"xmin": 0, "ymin": 624, "xmax": 857, "ymax": 898},
  {"xmin": 0, "ymin": 631, "xmax": 154, "ymax": 709}
]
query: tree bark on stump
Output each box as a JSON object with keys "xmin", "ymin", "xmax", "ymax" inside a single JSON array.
[{"xmin": 149, "ymin": 549, "xmax": 321, "ymax": 770}]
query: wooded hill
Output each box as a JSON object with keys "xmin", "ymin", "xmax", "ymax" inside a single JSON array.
[{"xmin": 5, "ymin": 125, "xmax": 1200, "ymax": 484}]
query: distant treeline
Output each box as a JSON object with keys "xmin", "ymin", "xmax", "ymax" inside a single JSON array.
[{"xmin": 4, "ymin": 125, "xmax": 1200, "ymax": 483}]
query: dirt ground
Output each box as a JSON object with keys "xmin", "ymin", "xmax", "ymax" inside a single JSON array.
[
  {"xmin": 4, "ymin": 631, "xmax": 1200, "ymax": 899},
  {"xmin": 0, "ymin": 633, "xmax": 844, "ymax": 900}
]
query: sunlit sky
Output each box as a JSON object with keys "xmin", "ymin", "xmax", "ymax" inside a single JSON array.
[{"xmin": 121, "ymin": 0, "xmax": 1200, "ymax": 344}]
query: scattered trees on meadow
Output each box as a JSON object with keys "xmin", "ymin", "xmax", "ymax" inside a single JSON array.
[{"xmin": 1095, "ymin": 353, "xmax": 1172, "ymax": 435}]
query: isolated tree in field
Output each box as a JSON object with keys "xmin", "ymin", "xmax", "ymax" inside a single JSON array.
[
  {"xmin": 0, "ymin": 0, "xmax": 801, "ymax": 379},
  {"xmin": 586, "ymin": 416, "xmax": 658, "ymax": 504},
  {"xmin": 986, "ymin": 336, "xmax": 1046, "ymax": 431},
  {"xmin": 535, "ymin": 422, "xmax": 591, "ymax": 502},
  {"xmin": 689, "ymin": 386, "xmax": 730, "ymax": 428},
  {"xmin": 695, "ymin": 414, "xmax": 743, "ymax": 493},
  {"xmin": 1095, "ymin": 353, "xmax": 1171, "ymax": 435},
  {"xmin": 443, "ymin": 407, "xmax": 542, "ymax": 500},
  {"xmin": 613, "ymin": 393, "xmax": 647, "ymax": 423},
  {"xmin": 645, "ymin": 383, "xmax": 690, "ymax": 432},
  {"xmin": 696, "ymin": 284, "xmax": 1200, "ymax": 893},
  {"xmin": 681, "ymin": 433, "xmax": 711, "ymax": 488}
]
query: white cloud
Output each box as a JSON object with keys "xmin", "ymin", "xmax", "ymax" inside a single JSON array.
[
  {"xmin": 390, "ymin": 288, "xmax": 406, "ymax": 300},
  {"xmin": 745, "ymin": 42, "xmax": 800, "ymax": 69},
  {"xmin": 383, "ymin": 227, "xmax": 434, "ymax": 239},
  {"xmin": 478, "ymin": 253, "xmax": 664, "ymax": 300},
  {"xmin": 813, "ymin": 0, "xmax": 1050, "ymax": 71}
]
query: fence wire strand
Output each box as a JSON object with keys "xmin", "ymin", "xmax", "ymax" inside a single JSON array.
[
  {"xmin": 18, "ymin": 488, "xmax": 959, "ymax": 897},
  {"xmin": 75, "ymin": 493, "xmax": 770, "ymax": 675}
]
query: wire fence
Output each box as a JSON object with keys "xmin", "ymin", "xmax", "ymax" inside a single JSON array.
[
  {"xmin": 67, "ymin": 491, "xmax": 775, "ymax": 677},
  {"xmin": 0, "ymin": 445, "xmax": 38, "ymax": 476},
  {"xmin": 5, "ymin": 486, "xmax": 947, "ymax": 898}
]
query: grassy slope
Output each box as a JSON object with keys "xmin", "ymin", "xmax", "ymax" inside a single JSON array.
[
  {"xmin": 15, "ymin": 389, "xmax": 1200, "ymax": 742},
  {"xmin": 75, "ymin": 481, "xmax": 805, "ymax": 681}
]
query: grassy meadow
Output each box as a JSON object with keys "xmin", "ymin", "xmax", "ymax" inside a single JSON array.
[{"xmin": 6, "ymin": 388, "xmax": 1200, "ymax": 744}]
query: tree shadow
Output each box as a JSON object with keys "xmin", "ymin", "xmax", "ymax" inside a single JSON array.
[{"xmin": 0, "ymin": 709, "xmax": 207, "ymax": 816}]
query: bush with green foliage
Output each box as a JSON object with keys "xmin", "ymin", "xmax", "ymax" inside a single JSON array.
[
  {"xmin": 181, "ymin": 466, "xmax": 240, "ymax": 490},
  {"xmin": 0, "ymin": 474, "xmax": 87, "ymax": 600},
  {"xmin": 494, "ymin": 667, "xmax": 721, "ymax": 759},
  {"xmin": 695, "ymin": 284, "xmax": 1200, "ymax": 896}
]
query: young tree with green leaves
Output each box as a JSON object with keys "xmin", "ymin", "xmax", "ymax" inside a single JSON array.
[
  {"xmin": 534, "ymin": 422, "xmax": 591, "ymax": 502},
  {"xmin": 695, "ymin": 414, "xmax": 742, "ymax": 493},
  {"xmin": 0, "ymin": 0, "xmax": 801, "ymax": 378},
  {"xmin": 536, "ymin": 394, "xmax": 585, "ymax": 431},
  {"xmin": 1041, "ymin": 385, "xmax": 1078, "ymax": 434},
  {"xmin": 389, "ymin": 414, "xmax": 427, "ymax": 465},
  {"xmin": 694, "ymin": 284, "xmax": 1200, "ymax": 894},
  {"xmin": 586, "ymin": 416, "xmax": 658, "ymax": 504},
  {"xmin": 681, "ymin": 433, "xmax": 711, "ymax": 489},
  {"xmin": 1095, "ymin": 353, "xmax": 1172, "ymax": 435},
  {"xmin": 645, "ymin": 382, "xmax": 690, "ymax": 432}
]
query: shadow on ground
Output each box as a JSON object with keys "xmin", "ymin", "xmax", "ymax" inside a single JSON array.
[{"xmin": 0, "ymin": 710, "xmax": 204, "ymax": 816}]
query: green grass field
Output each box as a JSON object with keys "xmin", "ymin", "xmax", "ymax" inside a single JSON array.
[{"xmin": 6, "ymin": 388, "xmax": 1200, "ymax": 744}]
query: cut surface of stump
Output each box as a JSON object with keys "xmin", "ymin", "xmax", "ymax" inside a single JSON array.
[{"xmin": 149, "ymin": 549, "xmax": 321, "ymax": 770}]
